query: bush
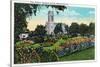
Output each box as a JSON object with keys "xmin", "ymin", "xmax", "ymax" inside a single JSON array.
[
  {"xmin": 30, "ymin": 44, "xmax": 41, "ymax": 49},
  {"xmin": 51, "ymin": 45, "xmax": 62, "ymax": 52},
  {"xmin": 41, "ymin": 42, "xmax": 53, "ymax": 47},
  {"xmin": 49, "ymin": 51, "xmax": 59, "ymax": 62},
  {"xmin": 39, "ymin": 49, "xmax": 59, "ymax": 62},
  {"xmin": 14, "ymin": 41, "xmax": 41, "ymax": 64},
  {"xmin": 54, "ymin": 39, "xmax": 66, "ymax": 46},
  {"xmin": 61, "ymin": 35, "xmax": 69, "ymax": 40},
  {"xmin": 14, "ymin": 47, "xmax": 40, "ymax": 64},
  {"xmin": 32, "ymin": 36, "xmax": 44, "ymax": 43}
]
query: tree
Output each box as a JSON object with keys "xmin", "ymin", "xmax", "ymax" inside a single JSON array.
[
  {"xmin": 88, "ymin": 23, "xmax": 95, "ymax": 35},
  {"xmin": 79, "ymin": 23, "xmax": 89, "ymax": 36},
  {"xmin": 69, "ymin": 23, "xmax": 80, "ymax": 37},
  {"xmin": 34, "ymin": 25, "xmax": 46, "ymax": 36},
  {"xmin": 32, "ymin": 25, "xmax": 46, "ymax": 43},
  {"xmin": 29, "ymin": 31, "xmax": 35, "ymax": 37},
  {"xmin": 14, "ymin": 3, "xmax": 37, "ymax": 43},
  {"xmin": 54, "ymin": 23, "xmax": 63, "ymax": 34},
  {"xmin": 14, "ymin": 3, "xmax": 67, "ymax": 43}
]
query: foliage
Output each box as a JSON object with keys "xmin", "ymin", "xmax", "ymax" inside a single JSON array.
[
  {"xmin": 41, "ymin": 42, "xmax": 53, "ymax": 47},
  {"xmin": 69, "ymin": 23, "xmax": 80, "ymax": 37},
  {"xmin": 88, "ymin": 23, "xmax": 95, "ymax": 35},
  {"xmin": 60, "ymin": 47, "xmax": 94, "ymax": 61},
  {"xmin": 14, "ymin": 35, "xmax": 94, "ymax": 64},
  {"xmin": 31, "ymin": 25, "xmax": 47, "ymax": 43},
  {"xmin": 15, "ymin": 40, "xmax": 33, "ymax": 48},
  {"xmin": 14, "ymin": 3, "xmax": 35, "ymax": 43},
  {"xmin": 34, "ymin": 25, "xmax": 47, "ymax": 36},
  {"xmin": 79, "ymin": 23, "xmax": 89, "ymax": 36},
  {"xmin": 60, "ymin": 35, "xmax": 69, "ymax": 40},
  {"xmin": 32, "ymin": 36, "xmax": 44, "ymax": 43},
  {"xmin": 60, "ymin": 37, "xmax": 93, "ymax": 47},
  {"xmin": 54, "ymin": 23, "xmax": 63, "ymax": 34},
  {"xmin": 15, "ymin": 40, "xmax": 60, "ymax": 63},
  {"xmin": 54, "ymin": 38, "xmax": 66, "ymax": 46},
  {"xmin": 44, "ymin": 35, "xmax": 57, "ymax": 43},
  {"xmin": 43, "ymin": 38, "xmax": 65, "ymax": 52},
  {"xmin": 15, "ymin": 41, "xmax": 42, "ymax": 63},
  {"xmin": 29, "ymin": 44, "xmax": 41, "ymax": 49},
  {"xmin": 39, "ymin": 50, "xmax": 59, "ymax": 62}
]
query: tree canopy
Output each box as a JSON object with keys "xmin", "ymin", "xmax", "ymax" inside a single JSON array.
[
  {"xmin": 54, "ymin": 23, "xmax": 63, "ymax": 34},
  {"xmin": 88, "ymin": 23, "xmax": 95, "ymax": 35},
  {"xmin": 79, "ymin": 23, "xmax": 89, "ymax": 36},
  {"xmin": 34, "ymin": 25, "xmax": 46, "ymax": 36},
  {"xmin": 69, "ymin": 23, "xmax": 80, "ymax": 37}
]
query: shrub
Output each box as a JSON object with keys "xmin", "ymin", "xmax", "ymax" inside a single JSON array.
[
  {"xmin": 49, "ymin": 51, "xmax": 59, "ymax": 62},
  {"xmin": 54, "ymin": 39, "xmax": 66, "ymax": 46},
  {"xmin": 32, "ymin": 36, "xmax": 44, "ymax": 43},
  {"xmin": 14, "ymin": 41, "xmax": 41, "ymax": 64},
  {"xmin": 14, "ymin": 46, "xmax": 40, "ymax": 64},
  {"xmin": 29, "ymin": 44, "xmax": 41, "ymax": 49},
  {"xmin": 39, "ymin": 49, "xmax": 59, "ymax": 62},
  {"xmin": 61, "ymin": 35, "xmax": 69, "ymax": 40},
  {"xmin": 41, "ymin": 42, "xmax": 53, "ymax": 47},
  {"xmin": 15, "ymin": 41, "xmax": 33, "ymax": 48},
  {"xmin": 51, "ymin": 45, "xmax": 62, "ymax": 52}
]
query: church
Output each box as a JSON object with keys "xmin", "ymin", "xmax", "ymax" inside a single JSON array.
[{"xmin": 45, "ymin": 11, "xmax": 67, "ymax": 35}]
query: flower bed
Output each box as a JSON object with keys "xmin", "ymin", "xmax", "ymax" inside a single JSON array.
[
  {"xmin": 56, "ymin": 37, "xmax": 95, "ymax": 57},
  {"xmin": 14, "ymin": 37, "xmax": 95, "ymax": 63}
]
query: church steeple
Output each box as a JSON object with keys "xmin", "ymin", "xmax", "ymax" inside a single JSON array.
[{"xmin": 48, "ymin": 11, "xmax": 54, "ymax": 22}]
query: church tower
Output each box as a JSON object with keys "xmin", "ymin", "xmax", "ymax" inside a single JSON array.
[
  {"xmin": 45, "ymin": 11, "xmax": 56, "ymax": 35},
  {"xmin": 48, "ymin": 11, "xmax": 54, "ymax": 22}
]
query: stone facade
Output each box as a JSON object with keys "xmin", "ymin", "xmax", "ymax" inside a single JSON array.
[{"xmin": 45, "ymin": 11, "xmax": 67, "ymax": 35}]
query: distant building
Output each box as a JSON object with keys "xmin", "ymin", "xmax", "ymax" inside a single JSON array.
[
  {"xmin": 45, "ymin": 11, "xmax": 67, "ymax": 35},
  {"xmin": 19, "ymin": 33, "xmax": 29, "ymax": 40}
]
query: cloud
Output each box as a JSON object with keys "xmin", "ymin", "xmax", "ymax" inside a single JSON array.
[
  {"xmin": 89, "ymin": 11, "xmax": 95, "ymax": 15},
  {"xmin": 56, "ymin": 9, "xmax": 81, "ymax": 19},
  {"xmin": 67, "ymin": 9, "xmax": 81, "ymax": 17}
]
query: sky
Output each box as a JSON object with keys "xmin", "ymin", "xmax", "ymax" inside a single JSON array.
[{"xmin": 26, "ymin": 5, "xmax": 95, "ymax": 31}]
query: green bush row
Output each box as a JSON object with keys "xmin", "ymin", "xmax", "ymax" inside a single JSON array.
[{"xmin": 14, "ymin": 41, "xmax": 59, "ymax": 64}]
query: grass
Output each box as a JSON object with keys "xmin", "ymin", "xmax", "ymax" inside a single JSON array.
[{"xmin": 59, "ymin": 47, "xmax": 95, "ymax": 61}]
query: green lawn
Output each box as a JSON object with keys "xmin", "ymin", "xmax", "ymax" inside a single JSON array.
[{"xmin": 59, "ymin": 47, "xmax": 95, "ymax": 61}]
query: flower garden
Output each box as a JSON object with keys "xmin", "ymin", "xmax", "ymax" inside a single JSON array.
[{"xmin": 14, "ymin": 36, "xmax": 95, "ymax": 64}]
